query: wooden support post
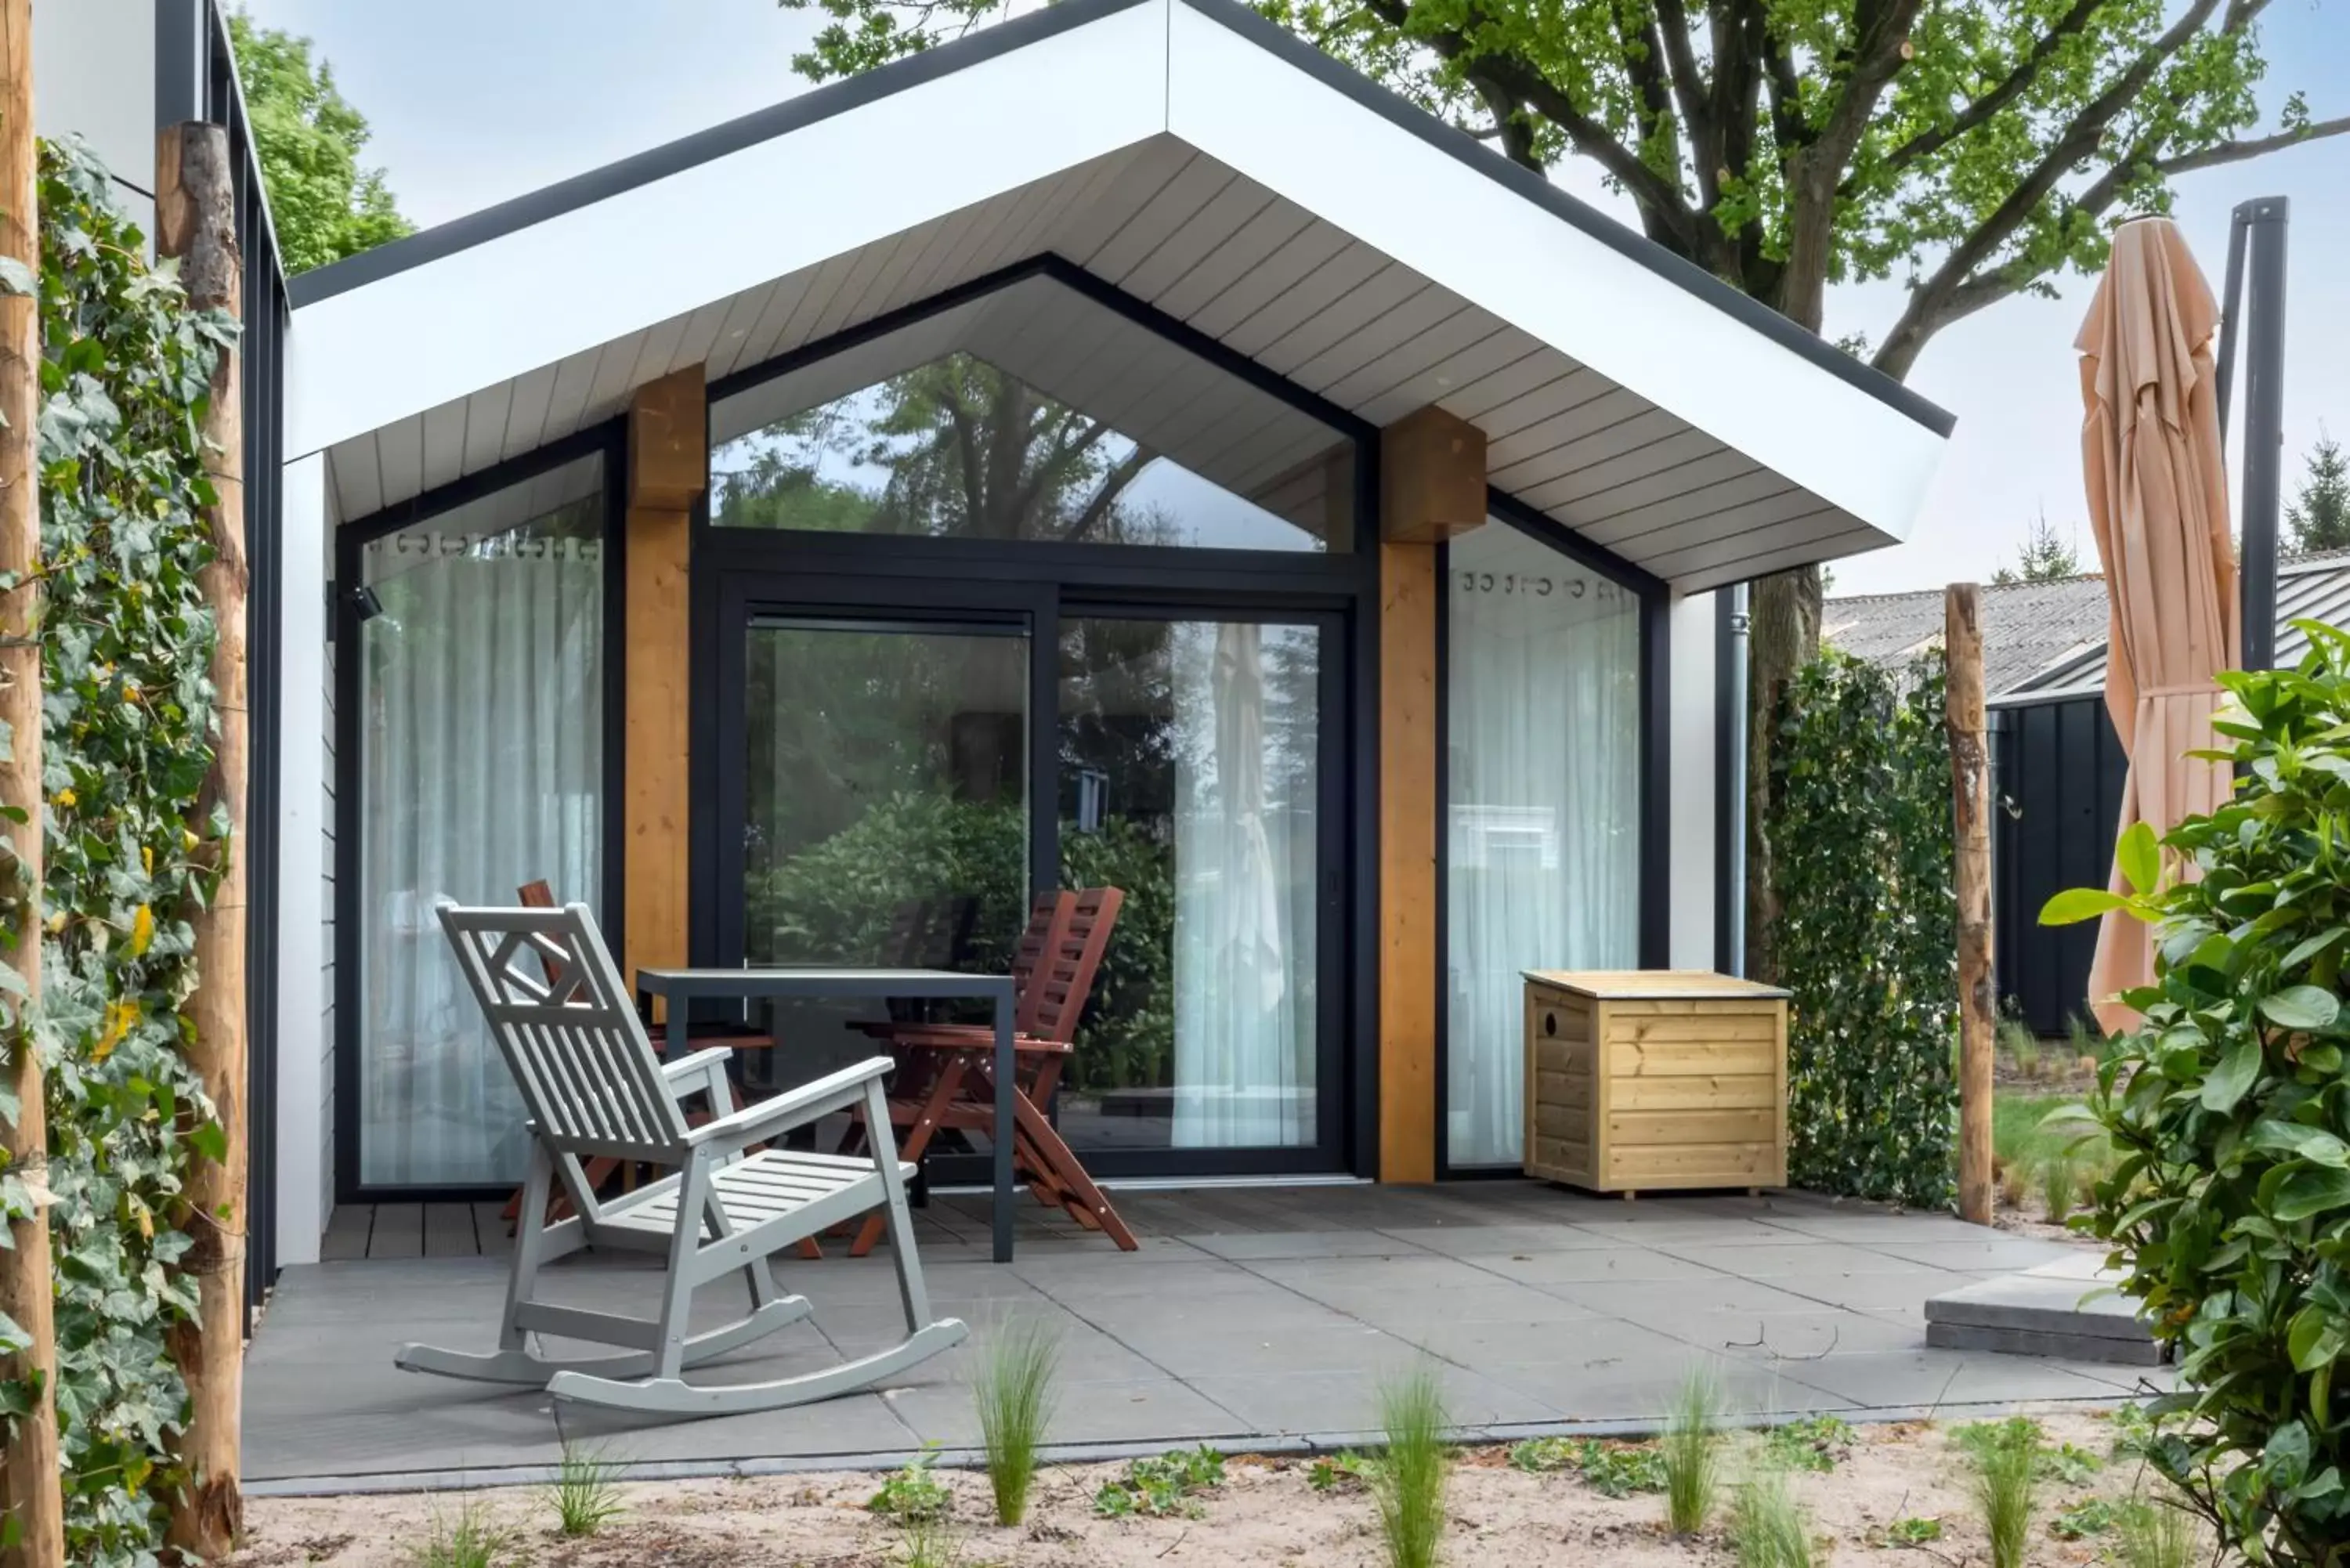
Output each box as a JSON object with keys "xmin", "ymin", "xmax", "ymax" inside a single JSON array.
[
  {"xmin": 1376, "ymin": 406, "xmax": 1485, "ymax": 1183},
  {"xmin": 625, "ymin": 367, "xmax": 705, "ymax": 988},
  {"xmin": 0, "ymin": 5, "xmax": 64, "ymax": 1563},
  {"xmin": 158, "ymin": 120, "xmax": 246, "ymax": 1557},
  {"xmin": 1947, "ymin": 583, "xmax": 1994, "ymax": 1226}
]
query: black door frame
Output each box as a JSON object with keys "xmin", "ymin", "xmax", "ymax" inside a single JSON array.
[{"xmin": 696, "ymin": 558, "xmax": 1358, "ymax": 1180}]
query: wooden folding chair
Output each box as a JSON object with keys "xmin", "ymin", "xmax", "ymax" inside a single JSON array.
[
  {"xmin": 403, "ymin": 900, "xmax": 965, "ymax": 1418},
  {"xmin": 848, "ymin": 887, "xmax": 1136, "ymax": 1253}
]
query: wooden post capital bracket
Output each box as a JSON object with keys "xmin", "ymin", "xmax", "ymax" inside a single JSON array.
[{"xmin": 629, "ymin": 366, "xmax": 708, "ymax": 512}]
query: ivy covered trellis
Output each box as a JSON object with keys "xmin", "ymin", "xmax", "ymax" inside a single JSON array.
[
  {"xmin": 0, "ymin": 136, "xmax": 230, "ymax": 1566},
  {"xmin": 1766, "ymin": 648, "xmax": 1959, "ymax": 1210}
]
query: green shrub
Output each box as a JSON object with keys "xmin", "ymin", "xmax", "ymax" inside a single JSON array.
[
  {"xmin": 1094, "ymin": 1445, "xmax": 1224, "ymax": 1518},
  {"xmin": 869, "ymin": 1451, "xmax": 953, "ymax": 1523},
  {"xmin": 1767, "ymin": 649, "xmax": 1957, "ymax": 1207},
  {"xmin": 2039, "ymin": 620, "xmax": 2350, "ymax": 1563},
  {"xmin": 1763, "ymin": 1414, "xmax": 1854, "ymax": 1473}
]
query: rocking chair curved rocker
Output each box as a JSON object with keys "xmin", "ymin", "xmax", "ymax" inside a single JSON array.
[{"xmin": 397, "ymin": 901, "xmax": 967, "ymax": 1418}]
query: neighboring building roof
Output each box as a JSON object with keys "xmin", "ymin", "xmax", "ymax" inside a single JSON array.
[
  {"xmin": 1823, "ymin": 574, "xmax": 2112, "ymax": 695},
  {"xmin": 1824, "ymin": 547, "xmax": 2350, "ymax": 698},
  {"xmin": 282, "ymin": 0, "xmax": 1951, "ymax": 594}
]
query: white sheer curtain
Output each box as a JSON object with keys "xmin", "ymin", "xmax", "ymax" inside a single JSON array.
[
  {"xmin": 358, "ymin": 518, "xmax": 605, "ymax": 1187},
  {"xmin": 1172, "ymin": 622, "xmax": 1318, "ymax": 1147},
  {"xmin": 1446, "ymin": 521, "xmax": 1640, "ymax": 1167}
]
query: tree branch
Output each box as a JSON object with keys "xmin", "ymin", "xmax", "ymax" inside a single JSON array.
[
  {"xmin": 1871, "ymin": 0, "xmax": 2105, "ymax": 182},
  {"xmin": 2148, "ymin": 114, "xmax": 2350, "ymax": 178},
  {"xmin": 1062, "ymin": 446, "xmax": 1155, "ymax": 542},
  {"xmin": 1870, "ymin": 0, "xmax": 2226, "ymax": 378},
  {"xmin": 1468, "ymin": 80, "xmax": 1542, "ymax": 173},
  {"xmin": 1361, "ymin": 0, "xmax": 1698, "ymax": 249}
]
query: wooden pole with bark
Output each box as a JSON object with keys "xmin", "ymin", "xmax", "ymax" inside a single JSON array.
[
  {"xmin": 156, "ymin": 121, "xmax": 246, "ymax": 1559},
  {"xmin": 0, "ymin": 4, "xmax": 63, "ymax": 1563},
  {"xmin": 1947, "ymin": 583, "xmax": 1995, "ymax": 1226}
]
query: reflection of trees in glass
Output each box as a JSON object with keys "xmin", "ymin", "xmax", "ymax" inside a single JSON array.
[{"xmin": 713, "ymin": 355, "xmax": 1172, "ymax": 544}]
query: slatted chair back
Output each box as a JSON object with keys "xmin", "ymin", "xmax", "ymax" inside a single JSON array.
[
  {"xmin": 437, "ymin": 900, "xmax": 690, "ymax": 1166},
  {"xmin": 1029, "ymin": 886, "xmax": 1123, "ymax": 1046},
  {"xmin": 1010, "ymin": 890, "xmax": 1074, "ymax": 1035}
]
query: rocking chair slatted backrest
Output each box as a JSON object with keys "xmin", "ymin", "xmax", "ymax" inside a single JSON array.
[
  {"xmin": 437, "ymin": 901, "xmax": 690, "ymax": 1165},
  {"xmin": 1029, "ymin": 886, "xmax": 1123, "ymax": 1046}
]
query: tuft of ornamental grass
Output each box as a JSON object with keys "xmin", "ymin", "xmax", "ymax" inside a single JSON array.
[
  {"xmin": 1369, "ymin": 1361, "xmax": 1450, "ymax": 1568},
  {"xmin": 547, "ymin": 1438, "xmax": 627, "ymax": 1538},
  {"xmin": 1659, "ymin": 1366, "xmax": 1722, "ymax": 1534},
  {"xmin": 2039, "ymin": 1151, "xmax": 2080, "ymax": 1223},
  {"xmin": 407, "ymin": 1498, "xmax": 512, "ymax": 1568},
  {"xmin": 1998, "ymin": 1017, "xmax": 2041, "ymax": 1078},
  {"xmin": 1728, "ymin": 1469, "xmax": 1813, "ymax": 1568},
  {"xmin": 975, "ymin": 1316, "xmax": 1058, "ymax": 1526},
  {"xmin": 898, "ymin": 1508, "xmax": 965, "ymax": 1568},
  {"xmin": 1967, "ymin": 1418, "xmax": 2039, "ymax": 1568},
  {"xmin": 2115, "ymin": 1494, "xmax": 2200, "ymax": 1568}
]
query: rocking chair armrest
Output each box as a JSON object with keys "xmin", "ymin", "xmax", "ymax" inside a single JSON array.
[
  {"xmin": 685, "ymin": 1056, "xmax": 894, "ymax": 1151},
  {"xmin": 891, "ymin": 1028, "xmax": 1069, "ymax": 1054},
  {"xmin": 660, "ymin": 1046, "xmax": 736, "ymax": 1114}
]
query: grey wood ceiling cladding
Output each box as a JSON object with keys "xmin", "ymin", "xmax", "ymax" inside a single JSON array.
[{"xmin": 327, "ymin": 135, "xmax": 1875, "ymax": 590}]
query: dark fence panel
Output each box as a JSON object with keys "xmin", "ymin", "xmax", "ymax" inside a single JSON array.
[{"xmin": 1990, "ymin": 692, "xmax": 2130, "ymax": 1037}]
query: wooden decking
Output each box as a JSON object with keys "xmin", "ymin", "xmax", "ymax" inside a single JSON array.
[{"xmin": 320, "ymin": 1202, "xmax": 512, "ymax": 1259}]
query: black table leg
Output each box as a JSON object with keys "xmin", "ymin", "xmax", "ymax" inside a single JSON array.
[{"xmin": 993, "ymin": 985, "xmax": 1014, "ymax": 1263}]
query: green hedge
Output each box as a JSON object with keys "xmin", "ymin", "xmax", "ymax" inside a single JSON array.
[{"xmin": 1766, "ymin": 648, "xmax": 1958, "ymax": 1209}]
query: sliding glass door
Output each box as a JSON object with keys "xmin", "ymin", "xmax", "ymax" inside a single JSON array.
[{"xmin": 711, "ymin": 579, "xmax": 1347, "ymax": 1176}]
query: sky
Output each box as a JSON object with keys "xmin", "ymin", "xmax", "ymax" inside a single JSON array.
[{"xmin": 245, "ymin": 0, "xmax": 2350, "ymax": 596}]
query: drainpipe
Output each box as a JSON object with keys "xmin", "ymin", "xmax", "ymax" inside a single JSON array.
[{"xmin": 1725, "ymin": 583, "xmax": 1750, "ymax": 978}]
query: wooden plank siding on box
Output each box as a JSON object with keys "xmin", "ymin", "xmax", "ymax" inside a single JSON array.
[{"xmin": 1522, "ymin": 971, "xmax": 1788, "ymax": 1198}]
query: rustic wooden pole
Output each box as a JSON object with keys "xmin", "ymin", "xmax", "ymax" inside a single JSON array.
[
  {"xmin": 156, "ymin": 121, "xmax": 246, "ymax": 1558},
  {"xmin": 0, "ymin": 5, "xmax": 64, "ymax": 1564},
  {"xmin": 1947, "ymin": 583, "xmax": 1995, "ymax": 1226}
]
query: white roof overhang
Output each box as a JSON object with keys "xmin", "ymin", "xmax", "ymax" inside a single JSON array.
[{"xmin": 287, "ymin": 0, "xmax": 1951, "ymax": 592}]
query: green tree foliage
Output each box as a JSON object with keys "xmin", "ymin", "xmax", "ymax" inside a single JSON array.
[
  {"xmin": 16, "ymin": 137, "xmax": 230, "ymax": 1567},
  {"xmin": 227, "ymin": 11, "xmax": 412, "ymax": 273},
  {"xmin": 777, "ymin": 0, "xmax": 2341, "ymax": 380},
  {"xmin": 2040, "ymin": 623, "xmax": 2350, "ymax": 1564},
  {"xmin": 1993, "ymin": 510, "xmax": 2084, "ymax": 584},
  {"xmin": 2287, "ymin": 429, "xmax": 2350, "ymax": 555},
  {"xmin": 1767, "ymin": 649, "xmax": 1956, "ymax": 1207}
]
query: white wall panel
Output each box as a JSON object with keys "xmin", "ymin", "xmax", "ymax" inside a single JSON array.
[
  {"xmin": 1667, "ymin": 591, "xmax": 1718, "ymax": 972},
  {"xmin": 275, "ymin": 453, "xmax": 330, "ymax": 1264}
]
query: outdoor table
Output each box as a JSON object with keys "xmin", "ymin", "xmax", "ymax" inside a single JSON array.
[{"xmin": 634, "ymin": 966, "xmax": 1019, "ymax": 1262}]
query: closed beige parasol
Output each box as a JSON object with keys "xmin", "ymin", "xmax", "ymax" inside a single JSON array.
[{"xmin": 2076, "ymin": 216, "xmax": 2240, "ymax": 1032}]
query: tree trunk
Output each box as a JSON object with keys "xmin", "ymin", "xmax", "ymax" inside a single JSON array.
[
  {"xmin": 1742, "ymin": 563, "xmax": 1822, "ymax": 983},
  {"xmin": 156, "ymin": 121, "xmax": 246, "ymax": 1561},
  {"xmin": 1946, "ymin": 583, "xmax": 1995, "ymax": 1225},
  {"xmin": 0, "ymin": 5, "xmax": 64, "ymax": 1563}
]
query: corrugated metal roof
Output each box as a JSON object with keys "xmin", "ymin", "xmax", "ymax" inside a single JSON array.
[{"xmin": 1823, "ymin": 547, "xmax": 2350, "ymax": 699}]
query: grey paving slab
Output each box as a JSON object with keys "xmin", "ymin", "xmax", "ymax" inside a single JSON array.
[
  {"xmin": 1471, "ymin": 1247, "xmax": 1730, "ymax": 1287},
  {"xmin": 1369, "ymin": 1223, "xmax": 1626, "ymax": 1256},
  {"xmin": 1780, "ymin": 1347, "xmax": 2138, "ymax": 1407},
  {"xmin": 1546, "ymin": 1276, "xmax": 1828, "ymax": 1321},
  {"xmin": 250, "ymin": 1187, "xmax": 2138, "ymax": 1489},
  {"xmin": 1184, "ymin": 1365, "xmax": 1560, "ymax": 1433},
  {"xmin": 1865, "ymin": 1237, "xmax": 2087, "ymax": 1271},
  {"xmin": 1926, "ymin": 1323, "xmax": 2164, "ymax": 1364},
  {"xmin": 1182, "ymin": 1229, "xmax": 1437, "ymax": 1261},
  {"xmin": 1925, "ymin": 1271, "xmax": 2148, "ymax": 1338}
]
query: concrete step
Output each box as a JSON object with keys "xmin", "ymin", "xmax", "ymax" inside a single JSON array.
[{"xmin": 1923, "ymin": 1254, "xmax": 2165, "ymax": 1366}]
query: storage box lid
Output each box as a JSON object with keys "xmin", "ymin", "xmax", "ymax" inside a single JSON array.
[{"xmin": 1522, "ymin": 969, "xmax": 1791, "ymax": 1000}]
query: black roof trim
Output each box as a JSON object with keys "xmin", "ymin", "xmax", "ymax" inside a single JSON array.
[
  {"xmin": 290, "ymin": 0, "xmax": 1953, "ymax": 440},
  {"xmin": 286, "ymin": 0, "xmax": 1152, "ymax": 308},
  {"xmin": 1173, "ymin": 0, "xmax": 1951, "ymax": 438}
]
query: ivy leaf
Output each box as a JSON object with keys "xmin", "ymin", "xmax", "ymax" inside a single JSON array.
[
  {"xmin": 0, "ymin": 256, "xmax": 31, "ymax": 298},
  {"xmin": 2261, "ymin": 986, "xmax": 2341, "ymax": 1032},
  {"xmin": 2203, "ymin": 1038, "xmax": 2262, "ymax": 1113}
]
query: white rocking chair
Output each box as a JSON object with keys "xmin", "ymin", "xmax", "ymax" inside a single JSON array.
[{"xmin": 396, "ymin": 900, "xmax": 967, "ymax": 1418}]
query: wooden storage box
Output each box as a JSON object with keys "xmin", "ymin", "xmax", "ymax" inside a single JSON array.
[{"xmin": 1523, "ymin": 970, "xmax": 1789, "ymax": 1197}]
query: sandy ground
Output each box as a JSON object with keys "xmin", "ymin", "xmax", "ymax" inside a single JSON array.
[{"xmin": 234, "ymin": 1407, "xmax": 2200, "ymax": 1566}]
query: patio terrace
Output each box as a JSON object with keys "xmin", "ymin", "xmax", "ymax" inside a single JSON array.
[{"xmin": 245, "ymin": 1183, "xmax": 2162, "ymax": 1493}]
